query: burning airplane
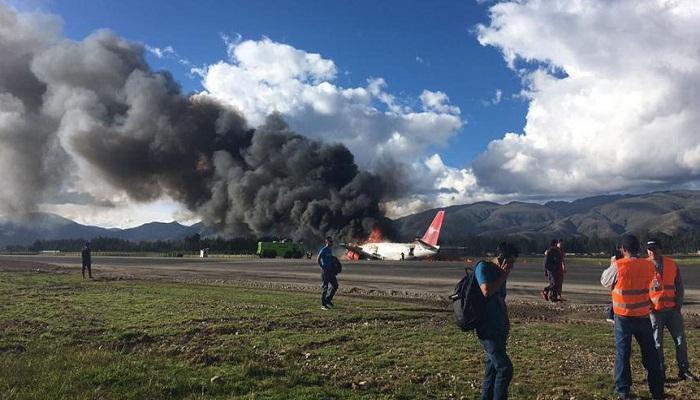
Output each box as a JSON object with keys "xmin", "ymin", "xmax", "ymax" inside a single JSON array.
[{"xmin": 343, "ymin": 210, "xmax": 445, "ymax": 260}]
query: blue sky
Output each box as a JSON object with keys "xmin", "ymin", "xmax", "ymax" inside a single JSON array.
[
  {"xmin": 4, "ymin": 0, "xmax": 700, "ymax": 228},
  {"xmin": 29, "ymin": 0, "xmax": 527, "ymax": 165}
]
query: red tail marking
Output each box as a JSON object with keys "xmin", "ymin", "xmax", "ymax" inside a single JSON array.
[{"xmin": 421, "ymin": 210, "xmax": 444, "ymax": 247}]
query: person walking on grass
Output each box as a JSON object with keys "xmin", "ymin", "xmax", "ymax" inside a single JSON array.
[
  {"xmin": 81, "ymin": 241, "xmax": 93, "ymax": 279},
  {"xmin": 317, "ymin": 236, "xmax": 338, "ymax": 310},
  {"xmin": 601, "ymin": 234, "xmax": 664, "ymax": 400},
  {"xmin": 646, "ymin": 238, "xmax": 698, "ymax": 382},
  {"xmin": 474, "ymin": 242, "xmax": 519, "ymax": 400},
  {"xmin": 541, "ymin": 239, "xmax": 563, "ymax": 302}
]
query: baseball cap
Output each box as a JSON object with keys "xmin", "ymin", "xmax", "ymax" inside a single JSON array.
[{"xmin": 646, "ymin": 238, "xmax": 662, "ymax": 250}]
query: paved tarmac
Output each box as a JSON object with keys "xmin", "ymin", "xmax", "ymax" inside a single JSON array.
[{"xmin": 2, "ymin": 254, "xmax": 698, "ymax": 309}]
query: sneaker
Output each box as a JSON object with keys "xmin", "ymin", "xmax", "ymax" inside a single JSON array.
[
  {"xmin": 540, "ymin": 290, "xmax": 549, "ymax": 301},
  {"xmin": 606, "ymin": 318, "xmax": 615, "ymax": 324},
  {"xmin": 321, "ymin": 305, "xmax": 329, "ymax": 310},
  {"xmin": 679, "ymin": 371, "xmax": 699, "ymax": 382},
  {"xmin": 326, "ymin": 301, "xmax": 334, "ymax": 308}
]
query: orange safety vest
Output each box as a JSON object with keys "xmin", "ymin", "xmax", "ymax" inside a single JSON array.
[
  {"xmin": 612, "ymin": 258, "xmax": 655, "ymax": 317},
  {"xmin": 649, "ymin": 256, "xmax": 678, "ymax": 311}
]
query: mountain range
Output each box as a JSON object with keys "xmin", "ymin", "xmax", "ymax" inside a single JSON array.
[
  {"xmin": 2, "ymin": 190, "xmax": 699, "ymax": 247},
  {"xmin": 393, "ymin": 190, "xmax": 700, "ymax": 243},
  {"xmin": 0, "ymin": 213, "xmax": 201, "ymax": 248}
]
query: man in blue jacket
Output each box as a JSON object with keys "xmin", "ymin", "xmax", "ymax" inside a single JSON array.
[
  {"xmin": 474, "ymin": 242, "xmax": 519, "ymax": 400},
  {"xmin": 317, "ymin": 236, "xmax": 338, "ymax": 310}
]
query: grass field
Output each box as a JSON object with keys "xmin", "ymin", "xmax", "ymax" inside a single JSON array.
[{"xmin": 1, "ymin": 272, "xmax": 698, "ymax": 399}]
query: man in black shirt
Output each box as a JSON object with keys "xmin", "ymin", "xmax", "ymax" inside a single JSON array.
[{"xmin": 81, "ymin": 242, "xmax": 93, "ymax": 279}]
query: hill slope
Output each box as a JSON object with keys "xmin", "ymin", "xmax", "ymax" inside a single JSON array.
[
  {"xmin": 0, "ymin": 213, "xmax": 199, "ymax": 247},
  {"xmin": 3, "ymin": 190, "xmax": 699, "ymax": 247},
  {"xmin": 394, "ymin": 190, "xmax": 700, "ymax": 243}
]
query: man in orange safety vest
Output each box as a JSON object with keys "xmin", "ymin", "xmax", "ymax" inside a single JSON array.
[
  {"xmin": 646, "ymin": 238, "xmax": 697, "ymax": 382},
  {"xmin": 601, "ymin": 234, "xmax": 664, "ymax": 400}
]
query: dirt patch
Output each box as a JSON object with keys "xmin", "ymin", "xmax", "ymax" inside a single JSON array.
[
  {"xmin": 0, "ymin": 344, "xmax": 26, "ymax": 354},
  {"xmin": 105, "ymin": 332, "xmax": 156, "ymax": 354},
  {"xmin": 4, "ymin": 259, "xmax": 698, "ymax": 323},
  {"xmin": 0, "ymin": 260, "xmax": 66, "ymax": 273},
  {"xmin": 44, "ymin": 283, "xmax": 85, "ymax": 292},
  {"xmin": 0, "ymin": 319, "xmax": 50, "ymax": 335},
  {"xmin": 508, "ymin": 300, "xmax": 700, "ymax": 325}
]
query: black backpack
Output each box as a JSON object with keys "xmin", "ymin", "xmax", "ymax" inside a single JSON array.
[
  {"xmin": 331, "ymin": 256, "xmax": 342, "ymax": 275},
  {"xmin": 450, "ymin": 265, "xmax": 487, "ymax": 331}
]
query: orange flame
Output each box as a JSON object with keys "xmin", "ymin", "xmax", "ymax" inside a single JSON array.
[
  {"xmin": 365, "ymin": 225, "xmax": 385, "ymax": 243},
  {"xmin": 344, "ymin": 225, "xmax": 385, "ymax": 261}
]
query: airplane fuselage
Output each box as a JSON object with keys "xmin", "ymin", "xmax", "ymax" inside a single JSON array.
[
  {"xmin": 355, "ymin": 241, "xmax": 438, "ymax": 260},
  {"xmin": 345, "ymin": 210, "xmax": 444, "ymax": 261}
]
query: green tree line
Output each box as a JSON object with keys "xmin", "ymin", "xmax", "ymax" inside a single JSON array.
[
  {"xmin": 7, "ymin": 231, "xmax": 700, "ymax": 256},
  {"xmin": 442, "ymin": 231, "xmax": 700, "ymax": 256},
  {"xmin": 19, "ymin": 234, "xmax": 260, "ymax": 254}
]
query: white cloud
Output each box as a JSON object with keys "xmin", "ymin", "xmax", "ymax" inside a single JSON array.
[
  {"xmin": 146, "ymin": 44, "xmax": 192, "ymax": 67},
  {"xmin": 492, "ymin": 89, "xmax": 502, "ymax": 104},
  {"xmin": 146, "ymin": 45, "xmax": 174, "ymax": 59},
  {"xmin": 195, "ymin": 38, "xmax": 463, "ymax": 166},
  {"xmin": 420, "ymin": 90, "xmax": 461, "ymax": 114},
  {"xmin": 383, "ymin": 154, "xmax": 522, "ymax": 218},
  {"xmin": 472, "ymin": 0, "xmax": 700, "ymax": 196}
]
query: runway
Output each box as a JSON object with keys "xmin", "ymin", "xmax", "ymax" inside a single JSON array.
[{"xmin": 1, "ymin": 254, "xmax": 698, "ymax": 309}]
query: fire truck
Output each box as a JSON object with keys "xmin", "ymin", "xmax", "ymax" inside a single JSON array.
[{"xmin": 256, "ymin": 240, "xmax": 307, "ymax": 258}]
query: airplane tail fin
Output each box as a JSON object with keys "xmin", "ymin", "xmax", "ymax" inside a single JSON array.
[{"xmin": 421, "ymin": 210, "xmax": 444, "ymax": 247}]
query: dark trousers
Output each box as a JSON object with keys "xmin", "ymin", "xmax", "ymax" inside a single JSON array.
[
  {"xmin": 650, "ymin": 309, "xmax": 690, "ymax": 375},
  {"xmin": 614, "ymin": 315, "xmax": 664, "ymax": 398},
  {"xmin": 543, "ymin": 269, "xmax": 562, "ymax": 300},
  {"xmin": 554, "ymin": 268, "xmax": 563, "ymax": 296},
  {"xmin": 321, "ymin": 270, "xmax": 338, "ymax": 305},
  {"xmin": 479, "ymin": 335, "xmax": 513, "ymax": 400},
  {"xmin": 82, "ymin": 261, "xmax": 92, "ymax": 278}
]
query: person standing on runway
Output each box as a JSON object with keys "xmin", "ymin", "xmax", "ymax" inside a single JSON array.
[{"xmin": 81, "ymin": 242, "xmax": 93, "ymax": 279}]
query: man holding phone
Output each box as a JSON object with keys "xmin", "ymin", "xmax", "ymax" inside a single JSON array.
[
  {"xmin": 473, "ymin": 242, "xmax": 519, "ymax": 400},
  {"xmin": 646, "ymin": 238, "xmax": 697, "ymax": 382},
  {"xmin": 600, "ymin": 235, "xmax": 664, "ymax": 400}
]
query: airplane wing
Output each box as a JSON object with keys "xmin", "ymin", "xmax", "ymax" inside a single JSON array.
[{"xmin": 342, "ymin": 243, "xmax": 383, "ymax": 260}]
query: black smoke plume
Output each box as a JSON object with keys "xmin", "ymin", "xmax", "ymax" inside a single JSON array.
[{"xmin": 0, "ymin": 5, "xmax": 388, "ymax": 242}]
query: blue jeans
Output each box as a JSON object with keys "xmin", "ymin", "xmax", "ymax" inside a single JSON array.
[
  {"xmin": 479, "ymin": 335, "xmax": 513, "ymax": 400},
  {"xmin": 320, "ymin": 270, "xmax": 338, "ymax": 305},
  {"xmin": 614, "ymin": 315, "xmax": 664, "ymax": 398},
  {"xmin": 650, "ymin": 309, "xmax": 690, "ymax": 375}
]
